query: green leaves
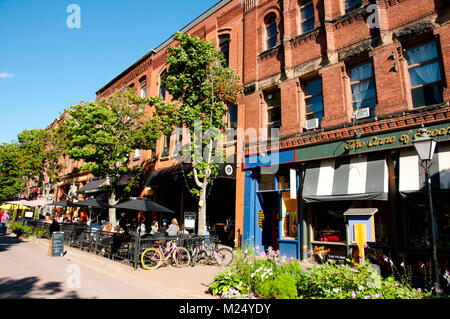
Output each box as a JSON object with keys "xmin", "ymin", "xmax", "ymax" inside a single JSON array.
[{"xmin": 63, "ymin": 87, "xmax": 162, "ymax": 179}]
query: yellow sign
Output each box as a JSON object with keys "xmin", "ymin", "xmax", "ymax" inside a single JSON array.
[
  {"xmin": 258, "ymin": 210, "xmax": 265, "ymax": 228},
  {"xmin": 354, "ymin": 224, "xmax": 367, "ymax": 262}
]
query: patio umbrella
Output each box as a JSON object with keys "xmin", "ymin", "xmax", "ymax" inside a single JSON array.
[
  {"xmin": 45, "ymin": 200, "xmax": 78, "ymax": 207},
  {"xmin": 72, "ymin": 199, "xmax": 110, "ymax": 209},
  {"xmin": 24, "ymin": 199, "xmax": 53, "ymax": 207},
  {"xmin": 113, "ymin": 197, "xmax": 174, "ymax": 213},
  {"xmin": 0, "ymin": 204, "xmax": 13, "ymax": 210}
]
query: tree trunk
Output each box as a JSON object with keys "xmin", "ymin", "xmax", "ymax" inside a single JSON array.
[
  {"xmin": 197, "ymin": 180, "xmax": 208, "ymax": 236},
  {"xmin": 107, "ymin": 176, "xmax": 117, "ymax": 227}
]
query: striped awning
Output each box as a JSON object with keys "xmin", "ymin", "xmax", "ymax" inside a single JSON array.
[
  {"xmin": 302, "ymin": 153, "xmax": 388, "ymax": 203},
  {"xmin": 399, "ymin": 143, "xmax": 450, "ymax": 197}
]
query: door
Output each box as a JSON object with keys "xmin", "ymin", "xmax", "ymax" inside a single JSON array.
[{"xmin": 261, "ymin": 192, "xmax": 279, "ymax": 250}]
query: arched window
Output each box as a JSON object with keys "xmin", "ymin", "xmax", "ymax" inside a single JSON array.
[
  {"xmin": 300, "ymin": 0, "xmax": 315, "ymax": 34},
  {"xmin": 265, "ymin": 14, "xmax": 278, "ymax": 49}
]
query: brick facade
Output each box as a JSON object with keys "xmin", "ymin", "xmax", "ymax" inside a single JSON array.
[{"xmin": 49, "ymin": 0, "xmax": 449, "ymax": 245}]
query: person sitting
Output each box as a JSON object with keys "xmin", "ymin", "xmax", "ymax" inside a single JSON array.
[
  {"xmin": 158, "ymin": 221, "xmax": 168, "ymax": 235},
  {"xmin": 166, "ymin": 218, "xmax": 179, "ymax": 236},
  {"xmin": 150, "ymin": 220, "xmax": 158, "ymax": 235},
  {"xmin": 137, "ymin": 216, "xmax": 146, "ymax": 236}
]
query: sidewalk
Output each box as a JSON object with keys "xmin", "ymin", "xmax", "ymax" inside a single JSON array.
[{"xmin": 31, "ymin": 236, "xmax": 224, "ymax": 299}]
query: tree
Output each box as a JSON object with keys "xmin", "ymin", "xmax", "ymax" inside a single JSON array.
[
  {"xmin": 17, "ymin": 128, "xmax": 65, "ymax": 197},
  {"xmin": 62, "ymin": 88, "xmax": 162, "ymax": 226},
  {"xmin": 0, "ymin": 142, "xmax": 25, "ymax": 201},
  {"xmin": 149, "ymin": 32, "xmax": 242, "ymax": 235}
]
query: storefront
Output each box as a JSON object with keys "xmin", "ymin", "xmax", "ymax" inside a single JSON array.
[
  {"xmin": 145, "ymin": 162, "xmax": 236, "ymax": 243},
  {"xmin": 243, "ymin": 121, "xmax": 450, "ymax": 271}
]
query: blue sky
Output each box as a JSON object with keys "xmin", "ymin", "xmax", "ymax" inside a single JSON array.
[{"xmin": 0, "ymin": 0, "xmax": 219, "ymax": 144}]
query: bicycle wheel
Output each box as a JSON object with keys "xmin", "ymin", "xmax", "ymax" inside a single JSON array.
[
  {"xmin": 141, "ymin": 248, "xmax": 163, "ymax": 270},
  {"xmin": 215, "ymin": 248, "xmax": 233, "ymax": 266},
  {"xmin": 173, "ymin": 247, "xmax": 191, "ymax": 267}
]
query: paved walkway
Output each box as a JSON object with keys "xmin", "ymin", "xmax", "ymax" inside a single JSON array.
[{"xmin": 0, "ymin": 233, "xmax": 224, "ymax": 299}]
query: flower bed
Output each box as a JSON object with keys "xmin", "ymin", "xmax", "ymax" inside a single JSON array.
[{"xmin": 208, "ymin": 247, "xmax": 432, "ymax": 299}]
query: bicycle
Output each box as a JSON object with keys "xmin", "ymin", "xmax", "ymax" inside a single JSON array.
[
  {"xmin": 189, "ymin": 236, "xmax": 233, "ymax": 267},
  {"xmin": 141, "ymin": 239, "xmax": 191, "ymax": 270}
]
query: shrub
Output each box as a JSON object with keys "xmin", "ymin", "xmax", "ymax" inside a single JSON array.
[
  {"xmin": 10, "ymin": 222, "xmax": 34, "ymax": 237},
  {"xmin": 208, "ymin": 247, "xmax": 431, "ymax": 299}
]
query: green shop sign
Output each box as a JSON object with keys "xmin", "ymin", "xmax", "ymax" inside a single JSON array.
[{"xmin": 294, "ymin": 122, "xmax": 450, "ymax": 162}]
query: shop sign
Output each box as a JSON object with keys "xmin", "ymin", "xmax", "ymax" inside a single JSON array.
[
  {"xmin": 344, "ymin": 125, "xmax": 450, "ymax": 152},
  {"xmin": 294, "ymin": 122, "xmax": 450, "ymax": 163}
]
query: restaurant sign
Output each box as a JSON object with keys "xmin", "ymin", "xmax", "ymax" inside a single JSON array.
[{"xmin": 295, "ymin": 122, "xmax": 450, "ymax": 163}]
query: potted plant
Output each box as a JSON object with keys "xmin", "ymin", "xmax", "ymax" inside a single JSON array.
[{"xmin": 10, "ymin": 222, "xmax": 25, "ymax": 238}]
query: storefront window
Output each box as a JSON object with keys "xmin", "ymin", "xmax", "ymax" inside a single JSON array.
[
  {"xmin": 277, "ymin": 167, "xmax": 291, "ymax": 190},
  {"xmin": 407, "ymin": 197, "xmax": 450, "ymax": 251},
  {"xmin": 281, "ymin": 192, "xmax": 298, "ymax": 239},
  {"xmin": 311, "ymin": 203, "xmax": 347, "ymax": 243},
  {"xmin": 259, "ymin": 173, "xmax": 275, "ymax": 191}
]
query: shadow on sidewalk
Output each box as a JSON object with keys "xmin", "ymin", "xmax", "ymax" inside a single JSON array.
[
  {"xmin": 0, "ymin": 234, "xmax": 24, "ymax": 253},
  {"xmin": 0, "ymin": 276, "xmax": 83, "ymax": 299}
]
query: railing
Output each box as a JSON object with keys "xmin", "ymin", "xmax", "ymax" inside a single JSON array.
[{"xmin": 34, "ymin": 221, "xmax": 219, "ymax": 269}]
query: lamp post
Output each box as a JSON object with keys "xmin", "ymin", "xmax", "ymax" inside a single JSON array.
[{"xmin": 412, "ymin": 126, "xmax": 440, "ymax": 294}]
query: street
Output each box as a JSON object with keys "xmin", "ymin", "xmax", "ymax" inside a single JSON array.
[{"xmin": 0, "ymin": 234, "xmax": 222, "ymax": 299}]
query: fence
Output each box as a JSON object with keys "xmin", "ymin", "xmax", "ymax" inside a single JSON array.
[{"xmin": 34, "ymin": 221, "xmax": 217, "ymax": 269}]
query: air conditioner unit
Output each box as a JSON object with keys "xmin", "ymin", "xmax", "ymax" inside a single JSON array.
[
  {"xmin": 305, "ymin": 118, "xmax": 319, "ymax": 130},
  {"xmin": 354, "ymin": 107, "xmax": 370, "ymax": 120}
]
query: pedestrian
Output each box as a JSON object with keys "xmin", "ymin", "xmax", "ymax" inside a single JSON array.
[
  {"xmin": 1, "ymin": 212, "xmax": 9, "ymax": 225},
  {"xmin": 166, "ymin": 218, "xmax": 179, "ymax": 236},
  {"xmin": 49, "ymin": 218, "xmax": 60, "ymax": 236}
]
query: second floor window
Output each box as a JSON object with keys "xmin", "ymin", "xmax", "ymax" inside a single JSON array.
[
  {"xmin": 266, "ymin": 15, "xmax": 278, "ymax": 49},
  {"xmin": 345, "ymin": 0, "xmax": 362, "ymax": 14},
  {"xmin": 226, "ymin": 103, "xmax": 238, "ymax": 142},
  {"xmin": 265, "ymin": 90, "xmax": 281, "ymax": 139},
  {"xmin": 219, "ymin": 34, "xmax": 230, "ymax": 67},
  {"xmin": 140, "ymin": 85, "xmax": 147, "ymax": 98},
  {"xmin": 300, "ymin": 0, "xmax": 315, "ymax": 34},
  {"xmin": 350, "ymin": 61, "xmax": 377, "ymax": 117},
  {"xmin": 160, "ymin": 70, "xmax": 167, "ymax": 100},
  {"xmin": 305, "ymin": 78, "xmax": 324, "ymax": 128},
  {"xmin": 406, "ymin": 40, "xmax": 443, "ymax": 108},
  {"xmin": 162, "ymin": 134, "xmax": 170, "ymax": 158}
]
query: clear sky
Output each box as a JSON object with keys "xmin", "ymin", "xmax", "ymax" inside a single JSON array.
[{"xmin": 0, "ymin": 0, "xmax": 219, "ymax": 144}]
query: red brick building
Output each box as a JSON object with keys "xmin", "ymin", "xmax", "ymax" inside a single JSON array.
[
  {"xmin": 48, "ymin": 0, "xmax": 449, "ymax": 272},
  {"xmin": 241, "ymin": 0, "xmax": 450, "ymax": 275}
]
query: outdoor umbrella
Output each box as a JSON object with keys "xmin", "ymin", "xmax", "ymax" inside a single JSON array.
[
  {"xmin": 113, "ymin": 197, "xmax": 174, "ymax": 213},
  {"xmin": 45, "ymin": 200, "xmax": 78, "ymax": 207},
  {"xmin": 72, "ymin": 199, "xmax": 110, "ymax": 209}
]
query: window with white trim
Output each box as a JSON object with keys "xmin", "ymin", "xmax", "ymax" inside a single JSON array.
[
  {"xmin": 405, "ymin": 40, "xmax": 443, "ymax": 108},
  {"xmin": 264, "ymin": 89, "xmax": 281, "ymax": 139},
  {"xmin": 350, "ymin": 61, "xmax": 377, "ymax": 117}
]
